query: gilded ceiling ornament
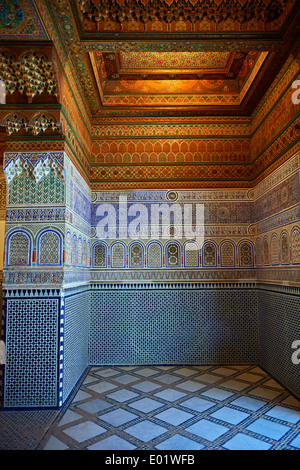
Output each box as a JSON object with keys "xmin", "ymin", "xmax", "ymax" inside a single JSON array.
[
  {"xmin": 78, "ymin": 0, "xmax": 288, "ymax": 25},
  {"xmin": 0, "ymin": 51, "xmax": 58, "ymax": 101}
]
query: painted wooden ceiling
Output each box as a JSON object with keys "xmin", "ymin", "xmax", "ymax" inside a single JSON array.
[
  {"xmin": 1, "ymin": 0, "xmax": 299, "ymax": 118},
  {"xmin": 70, "ymin": 0, "xmax": 299, "ymax": 117}
]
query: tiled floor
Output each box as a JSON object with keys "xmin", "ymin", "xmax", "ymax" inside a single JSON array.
[{"xmin": 33, "ymin": 364, "xmax": 300, "ymax": 450}]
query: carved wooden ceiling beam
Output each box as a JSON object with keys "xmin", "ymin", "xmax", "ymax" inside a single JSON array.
[{"xmin": 78, "ymin": 0, "xmax": 288, "ymax": 25}]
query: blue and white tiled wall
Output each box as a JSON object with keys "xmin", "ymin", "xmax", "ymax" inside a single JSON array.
[
  {"xmin": 258, "ymin": 285, "xmax": 300, "ymax": 400},
  {"xmin": 61, "ymin": 286, "xmax": 89, "ymax": 404},
  {"xmin": 2, "ymin": 152, "xmax": 91, "ymax": 409},
  {"xmin": 89, "ymin": 283, "xmax": 260, "ymax": 366},
  {"xmin": 251, "ymin": 156, "xmax": 300, "ymax": 399},
  {"xmin": 252, "ymin": 154, "xmax": 300, "ymax": 284},
  {"xmin": 3, "ymin": 289, "xmax": 61, "ymax": 408},
  {"xmin": 1, "ymin": 151, "xmax": 299, "ymax": 409}
]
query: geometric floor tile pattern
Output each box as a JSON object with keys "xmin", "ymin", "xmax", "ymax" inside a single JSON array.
[
  {"xmin": 1, "ymin": 365, "xmax": 300, "ymax": 450},
  {"xmin": 38, "ymin": 364, "xmax": 300, "ymax": 451}
]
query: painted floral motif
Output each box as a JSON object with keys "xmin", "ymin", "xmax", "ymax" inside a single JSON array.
[
  {"xmin": 203, "ymin": 242, "xmax": 216, "ymax": 266},
  {"xmin": 167, "ymin": 243, "xmax": 179, "ymax": 267},
  {"xmin": 221, "ymin": 242, "xmax": 235, "ymax": 267},
  {"xmin": 111, "ymin": 243, "xmax": 125, "ymax": 268},
  {"xmin": 240, "ymin": 242, "xmax": 253, "ymax": 267},
  {"xmin": 292, "ymin": 229, "xmax": 300, "ymax": 264},
  {"xmin": 130, "ymin": 243, "xmax": 143, "ymax": 267},
  {"xmin": 281, "ymin": 233, "xmax": 289, "ymax": 264},
  {"xmin": 184, "ymin": 242, "xmax": 199, "ymax": 267},
  {"xmin": 0, "ymin": 0, "xmax": 23, "ymax": 30},
  {"xmin": 8, "ymin": 231, "xmax": 30, "ymax": 266},
  {"xmin": 94, "ymin": 243, "xmax": 106, "ymax": 267},
  {"xmin": 263, "ymin": 239, "xmax": 269, "ymax": 265},
  {"xmin": 147, "ymin": 242, "xmax": 161, "ymax": 267},
  {"xmin": 120, "ymin": 52, "xmax": 230, "ymax": 69},
  {"xmin": 38, "ymin": 231, "xmax": 61, "ymax": 266}
]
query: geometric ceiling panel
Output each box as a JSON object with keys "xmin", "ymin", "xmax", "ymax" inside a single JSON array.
[
  {"xmin": 36, "ymin": 0, "xmax": 294, "ymax": 117},
  {"xmin": 90, "ymin": 50, "xmax": 269, "ymax": 110},
  {"xmin": 2, "ymin": 0, "xmax": 299, "ymax": 119},
  {"xmin": 119, "ymin": 52, "xmax": 232, "ymax": 70}
]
